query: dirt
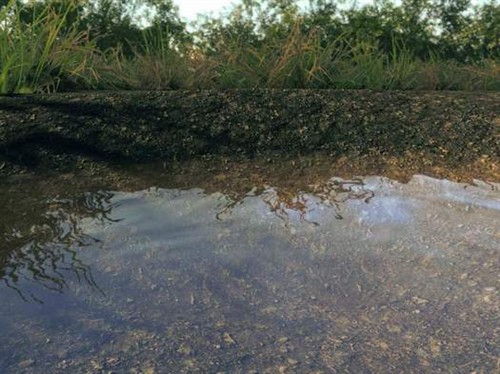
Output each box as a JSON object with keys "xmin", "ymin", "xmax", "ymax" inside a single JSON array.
[{"xmin": 0, "ymin": 89, "xmax": 499, "ymax": 181}]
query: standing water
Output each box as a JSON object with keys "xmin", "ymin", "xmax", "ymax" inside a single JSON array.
[{"xmin": 0, "ymin": 168, "xmax": 499, "ymax": 373}]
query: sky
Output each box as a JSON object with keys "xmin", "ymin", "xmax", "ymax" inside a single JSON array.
[
  {"xmin": 174, "ymin": 0, "xmax": 236, "ymax": 21},
  {"xmin": 173, "ymin": 0, "xmax": 314, "ymax": 22},
  {"xmin": 173, "ymin": 0, "xmax": 489, "ymax": 22}
]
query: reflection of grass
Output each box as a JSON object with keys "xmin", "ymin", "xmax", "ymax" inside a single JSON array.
[
  {"xmin": 215, "ymin": 181, "xmax": 374, "ymax": 226},
  {"xmin": 2, "ymin": 240, "xmax": 100, "ymax": 303},
  {"xmin": 0, "ymin": 191, "xmax": 116, "ymax": 302}
]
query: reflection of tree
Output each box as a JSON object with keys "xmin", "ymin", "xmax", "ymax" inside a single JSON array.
[{"xmin": 0, "ymin": 190, "xmax": 119, "ymax": 302}]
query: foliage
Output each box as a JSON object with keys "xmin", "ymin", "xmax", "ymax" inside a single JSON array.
[
  {"xmin": 0, "ymin": 0, "xmax": 498, "ymax": 92},
  {"xmin": 192, "ymin": 0, "xmax": 498, "ymax": 90},
  {"xmin": 0, "ymin": 0, "xmax": 98, "ymax": 93}
]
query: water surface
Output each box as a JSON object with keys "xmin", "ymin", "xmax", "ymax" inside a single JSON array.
[{"xmin": 1, "ymin": 172, "xmax": 499, "ymax": 373}]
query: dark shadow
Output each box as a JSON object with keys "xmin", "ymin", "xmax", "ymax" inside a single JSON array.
[
  {"xmin": 0, "ymin": 131, "xmax": 128, "ymax": 167},
  {"xmin": 0, "ymin": 94, "xmax": 236, "ymax": 169}
]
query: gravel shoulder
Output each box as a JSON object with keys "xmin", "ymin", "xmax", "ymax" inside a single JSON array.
[{"xmin": 1, "ymin": 89, "xmax": 498, "ymax": 181}]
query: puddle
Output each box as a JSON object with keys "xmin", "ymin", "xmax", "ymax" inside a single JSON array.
[{"xmin": 0, "ymin": 172, "xmax": 499, "ymax": 373}]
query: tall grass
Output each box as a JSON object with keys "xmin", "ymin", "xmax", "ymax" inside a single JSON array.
[
  {"xmin": 415, "ymin": 55, "xmax": 500, "ymax": 91},
  {"xmin": 0, "ymin": 0, "xmax": 98, "ymax": 93},
  {"xmin": 207, "ymin": 22, "xmax": 343, "ymax": 88},
  {"xmin": 198, "ymin": 20, "xmax": 499, "ymax": 91},
  {"xmin": 0, "ymin": 2, "xmax": 498, "ymax": 93},
  {"xmin": 99, "ymin": 25, "xmax": 216, "ymax": 90}
]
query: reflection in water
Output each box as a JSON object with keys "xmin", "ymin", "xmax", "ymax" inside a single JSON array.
[
  {"xmin": 1, "ymin": 179, "xmax": 377, "ymax": 301},
  {"xmin": 216, "ymin": 179, "xmax": 374, "ymax": 224},
  {"xmin": 0, "ymin": 174, "xmax": 499, "ymax": 372},
  {"xmin": 0, "ymin": 191, "xmax": 117, "ymax": 302}
]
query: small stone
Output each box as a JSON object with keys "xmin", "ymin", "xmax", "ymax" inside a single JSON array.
[
  {"xmin": 18, "ymin": 359, "xmax": 35, "ymax": 369},
  {"xmin": 57, "ymin": 349, "xmax": 69, "ymax": 359},
  {"xmin": 387, "ymin": 324, "xmax": 402, "ymax": 334},
  {"xmin": 429, "ymin": 339, "xmax": 441, "ymax": 355},
  {"xmin": 177, "ymin": 343, "xmax": 192, "ymax": 355},
  {"xmin": 278, "ymin": 337, "xmax": 289, "ymax": 344},
  {"xmin": 279, "ymin": 345, "xmax": 289, "ymax": 354},
  {"xmin": 223, "ymin": 332, "xmax": 236, "ymax": 345},
  {"xmin": 412, "ymin": 296, "xmax": 429, "ymax": 305},
  {"xmin": 483, "ymin": 295, "xmax": 492, "ymax": 303},
  {"xmin": 377, "ymin": 340, "xmax": 389, "ymax": 350},
  {"xmin": 287, "ymin": 358, "xmax": 299, "ymax": 366}
]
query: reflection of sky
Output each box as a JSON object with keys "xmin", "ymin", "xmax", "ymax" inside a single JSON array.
[
  {"xmin": 1, "ymin": 174, "xmax": 499, "ymax": 374},
  {"xmin": 1, "ymin": 174, "xmax": 499, "ymax": 306},
  {"xmin": 78, "ymin": 175, "xmax": 500, "ymax": 251},
  {"xmin": 351, "ymin": 196, "xmax": 415, "ymax": 225},
  {"xmin": 408, "ymin": 175, "xmax": 500, "ymax": 211},
  {"xmin": 83, "ymin": 176, "xmax": 500, "ymax": 236},
  {"xmin": 81, "ymin": 188, "xmax": 225, "ymax": 252}
]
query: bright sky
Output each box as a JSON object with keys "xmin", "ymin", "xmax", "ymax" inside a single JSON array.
[
  {"xmin": 173, "ymin": 0, "xmax": 488, "ymax": 21},
  {"xmin": 173, "ymin": 0, "xmax": 318, "ymax": 21},
  {"xmin": 174, "ymin": 0, "xmax": 236, "ymax": 21}
]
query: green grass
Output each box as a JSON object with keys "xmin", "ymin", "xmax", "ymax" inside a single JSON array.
[
  {"xmin": 210, "ymin": 22, "xmax": 342, "ymax": 89},
  {"xmin": 0, "ymin": 3, "xmax": 498, "ymax": 93},
  {"xmin": 0, "ymin": 0, "xmax": 98, "ymax": 93},
  {"xmin": 198, "ymin": 21, "xmax": 499, "ymax": 91},
  {"xmin": 98, "ymin": 25, "xmax": 211, "ymax": 90}
]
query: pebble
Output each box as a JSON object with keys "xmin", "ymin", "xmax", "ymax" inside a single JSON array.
[
  {"xmin": 18, "ymin": 359, "xmax": 35, "ymax": 369},
  {"xmin": 287, "ymin": 358, "xmax": 299, "ymax": 366}
]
